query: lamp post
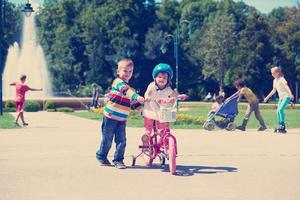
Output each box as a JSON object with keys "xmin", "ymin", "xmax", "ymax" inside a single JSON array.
[
  {"xmin": 0, "ymin": 0, "xmax": 4, "ymax": 116},
  {"xmin": 0, "ymin": 0, "xmax": 34, "ymax": 116},
  {"xmin": 160, "ymin": 20, "xmax": 191, "ymax": 111}
]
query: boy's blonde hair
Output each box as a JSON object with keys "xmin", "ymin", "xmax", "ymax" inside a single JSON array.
[
  {"xmin": 117, "ymin": 58, "xmax": 134, "ymax": 70},
  {"xmin": 271, "ymin": 66, "xmax": 282, "ymax": 76}
]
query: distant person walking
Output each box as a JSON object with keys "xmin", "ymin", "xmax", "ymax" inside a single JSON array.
[
  {"xmin": 264, "ymin": 67, "xmax": 294, "ymax": 133},
  {"xmin": 9, "ymin": 74, "xmax": 43, "ymax": 127},
  {"xmin": 91, "ymin": 83, "xmax": 99, "ymax": 108}
]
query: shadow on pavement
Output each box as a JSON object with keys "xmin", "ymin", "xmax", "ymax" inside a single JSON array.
[
  {"xmin": 174, "ymin": 165, "xmax": 238, "ymax": 176},
  {"xmin": 128, "ymin": 164, "xmax": 238, "ymax": 177}
]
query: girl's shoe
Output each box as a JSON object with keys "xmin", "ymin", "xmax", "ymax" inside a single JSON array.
[
  {"xmin": 278, "ymin": 129, "xmax": 287, "ymax": 134},
  {"xmin": 23, "ymin": 122, "xmax": 29, "ymax": 127}
]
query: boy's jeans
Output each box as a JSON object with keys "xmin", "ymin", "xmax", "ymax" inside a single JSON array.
[{"xmin": 96, "ymin": 116, "xmax": 126, "ymax": 162}]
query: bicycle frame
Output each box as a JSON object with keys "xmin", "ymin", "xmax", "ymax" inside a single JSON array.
[{"xmin": 133, "ymin": 124, "xmax": 178, "ymax": 164}]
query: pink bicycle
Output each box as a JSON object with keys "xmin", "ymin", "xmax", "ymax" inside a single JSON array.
[{"xmin": 132, "ymin": 95, "xmax": 188, "ymax": 175}]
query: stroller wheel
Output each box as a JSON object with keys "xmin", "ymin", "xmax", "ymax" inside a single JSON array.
[
  {"xmin": 204, "ymin": 122, "xmax": 215, "ymax": 131},
  {"xmin": 226, "ymin": 122, "xmax": 236, "ymax": 131}
]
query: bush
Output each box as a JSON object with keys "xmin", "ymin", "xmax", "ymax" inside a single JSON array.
[
  {"xmin": 56, "ymin": 107, "xmax": 74, "ymax": 112},
  {"xmin": 44, "ymin": 101, "xmax": 55, "ymax": 110},
  {"xmin": 3, "ymin": 107, "xmax": 16, "ymax": 112},
  {"xmin": 5, "ymin": 100, "xmax": 15, "ymax": 109},
  {"xmin": 24, "ymin": 101, "xmax": 40, "ymax": 112}
]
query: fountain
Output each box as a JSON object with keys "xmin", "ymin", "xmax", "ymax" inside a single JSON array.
[
  {"xmin": 2, "ymin": 3, "xmax": 93, "ymax": 110},
  {"xmin": 3, "ymin": 6, "xmax": 52, "ymax": 100}
]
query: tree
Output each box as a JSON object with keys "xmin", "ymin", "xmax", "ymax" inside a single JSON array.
[
  {"xmin": 229, "ymin": 8, "xmax": 274, "ymax": 96},
  {"xmin": 268, "ymin": 6, "xmax": 300, "ymax": 93},
  {"xmin": 190, "ymin": 12, "xmax": 236, "ymax": 94}
]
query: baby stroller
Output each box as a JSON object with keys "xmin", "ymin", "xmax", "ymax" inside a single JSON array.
[{"xmin": 203, "ymin": 93, "xmax": 239, "ymax": 131}]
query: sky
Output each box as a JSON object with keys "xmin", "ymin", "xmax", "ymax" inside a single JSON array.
[
  {"xmin": 234, "ymin": 0, "xmax": 299, "ymax": 13},
  {"xmin": 9, "ymin": 0, "xmax": 300, "ymax": 14}
]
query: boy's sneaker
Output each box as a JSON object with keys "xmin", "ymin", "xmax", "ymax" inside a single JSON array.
[
  {"xmin": 257, "ymin": 127, "xmax": 267, "ymax": 131},
  {"xmin": 97, "ymin": 158, "xmax": 111, "ymax": 166},
  {"xmin": 236, "ymin": 126, "xmax": 245, "ymax": 131},
  {"xmin": 113, "ymin": 161, "xmax": 126, "ymax": 169}
]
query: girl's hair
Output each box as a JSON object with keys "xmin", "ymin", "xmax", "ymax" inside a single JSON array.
[
  {"xmin": 271, "ymin": 66, "xmax": 283, "ymax": 77},
  {"xmin": 20, "ymin": 74, "xmax": 27, "ymax": 81}
]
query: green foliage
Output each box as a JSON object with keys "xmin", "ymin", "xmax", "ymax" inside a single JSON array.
[
  {"xmin": 56, "ymin": 107, "xmax": 75, "ymax": 112},
  {"xmin": 44, "ymin": 101, "xmax": 55, "ymax": 110},
  {"xmin": 3, "ymin": 107, "xmax": 16, "ymax": 112},
  {"xmin": 190, "ymin": 12, "xmax": 236, "ymax": 93},
  {"xmin": 0, "ymin": 113, "xmax": 18, "ymax": 129},
  {"xmin": 24, "ymin": 101, "xmax": 41, "ymax": 112},
  {"xmin": 30, "ymin": 0, "xmax": 300, "ymax": 100},
  {"xmin": 4, "ymin": 100, "xmax": 15, "ymax": 109},
  {"xmin": 1, "ymin": 1, "xmax": 23, "ymax": 64}
]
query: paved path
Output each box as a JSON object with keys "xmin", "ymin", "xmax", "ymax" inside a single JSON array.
[{"xmin": 1, "ymin": 112, "xmax": 300, "ymax": 200}]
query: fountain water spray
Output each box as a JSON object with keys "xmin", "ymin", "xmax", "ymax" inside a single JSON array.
[{"xmin": 3, "ymin": 5, "xmax": 52, "ymax": 100}]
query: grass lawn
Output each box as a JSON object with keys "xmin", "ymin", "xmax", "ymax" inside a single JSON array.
[
  {"xmin": 0, "ymin": 113, "xmax": 17, "ymax": 129},
  {"xmin": 69, "ymin": 102, "xmax": 300, "ymax": 129}
]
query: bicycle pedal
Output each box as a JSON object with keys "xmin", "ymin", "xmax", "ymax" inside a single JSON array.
[{"xmin": 138, "ymin": 145, "xmax": 150, "ymax": 148}]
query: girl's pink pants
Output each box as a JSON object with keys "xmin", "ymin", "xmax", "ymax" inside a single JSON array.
[{"xmin": 144, "ymin": 117, "xmax": 169, "ymax": 134}]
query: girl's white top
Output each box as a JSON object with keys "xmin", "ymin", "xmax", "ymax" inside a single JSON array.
[
  {"xmin": 273, "ymin": 77, "xmax": 289, "ymax": 99},
  {"xmin": 143, "ymin": 82, "xmax": 173, "ymax": 121}
]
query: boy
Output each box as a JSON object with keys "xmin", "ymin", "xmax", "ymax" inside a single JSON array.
[
  {"xmin": 10, "ymin": 74, "xmax": 43, "ymax": 126},
  {"xmin": 96, "ymin": 58, "xmax": 144, "ymax": 169},
  {"xmin": 234, "ymin": 79, "xmax": 267, "ymax": 131}
]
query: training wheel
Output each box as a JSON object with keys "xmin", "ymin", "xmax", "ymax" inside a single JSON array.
[{"xmin": 131, "ymin": 156, "xmax": 136, "ymax": 166}]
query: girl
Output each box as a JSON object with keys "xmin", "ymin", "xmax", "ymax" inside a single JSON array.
[
  {"xmin": 10, "ymin": 74, "xmax": 43, "ymax": 126},
  {"xmin": 143, "ymin": 63, "xmax": 187, "ymax": 135},
  {"xmin": 264, "ymin": 67, "xmax": 294, "ymax": 133}
]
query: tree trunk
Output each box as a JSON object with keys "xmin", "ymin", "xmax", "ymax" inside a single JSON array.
[{"xmin": 219, "ymin": 57, "xmax": 225, "ymax": 96}]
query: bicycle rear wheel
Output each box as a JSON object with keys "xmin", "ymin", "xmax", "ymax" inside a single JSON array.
[{"xmin": 168, "ymin": 137, "xmax": 177, "ymax": 174}]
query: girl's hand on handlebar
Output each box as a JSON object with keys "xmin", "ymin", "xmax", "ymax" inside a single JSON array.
[{"xmin": 137, "ymin": 96, "xmax": 145, "ymax": 104}]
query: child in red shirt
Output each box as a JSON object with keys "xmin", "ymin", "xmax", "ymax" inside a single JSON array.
[{"xmin": 10, "ymin": 74, "xmax": 43, "ymax": 126}]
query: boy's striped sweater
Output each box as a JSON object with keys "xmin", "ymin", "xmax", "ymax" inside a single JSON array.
[{"xmin": 104, "ymin": 78, "xmax": 142, "ymax": 121}]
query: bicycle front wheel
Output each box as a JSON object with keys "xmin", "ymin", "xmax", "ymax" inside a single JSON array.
[{"xmin": 168, "ymin": 137, "xmax": 177, "ymax": 175}]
